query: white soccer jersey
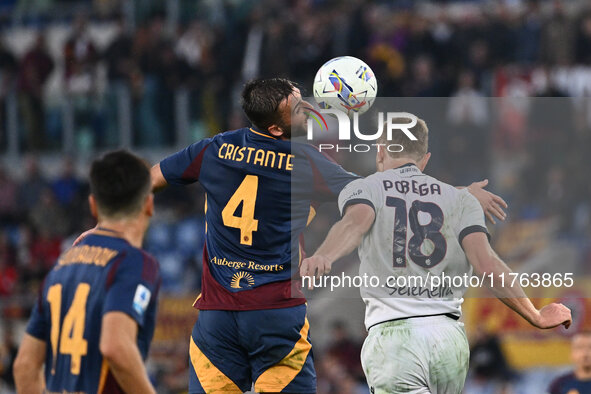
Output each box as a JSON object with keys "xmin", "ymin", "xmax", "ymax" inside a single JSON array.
[{"xmin": 338, "ymin": 163, "xmax": 488, "ymax": 329}]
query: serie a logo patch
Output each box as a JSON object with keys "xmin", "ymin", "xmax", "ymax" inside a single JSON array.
[{"xmin": 133, "ymin": 284, "xmax": 151, "ymax": 316}]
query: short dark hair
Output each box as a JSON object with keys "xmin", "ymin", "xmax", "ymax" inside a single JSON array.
[
  {"xmin": 89, "ymin": 150, "xmax": 151, "ymax": 218},
  {"xmin": 240, "ymin": 78, "xmax": 297, "ymax": 131},
  {"xmin": 378, "ymin": 116, "xmax": 429, "ymax": 161}
]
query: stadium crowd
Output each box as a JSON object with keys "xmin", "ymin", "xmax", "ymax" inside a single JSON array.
[{"xmin": 0, "ymin": 0, "xmax": 591, "ymax": 393}]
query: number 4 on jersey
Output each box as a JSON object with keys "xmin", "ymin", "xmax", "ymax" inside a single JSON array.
[{"xmin": 222, "ymin": 175, "xmax": 259, "ymax": 246}]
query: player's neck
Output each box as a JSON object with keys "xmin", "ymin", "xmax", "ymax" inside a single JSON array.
[
  {"xmin": 575, "ymin": 366, "xmax": 591, "ymax": 380},
  {"xmin": 96, "ymin": 218, "xmax": 147, "ymax": 248}
]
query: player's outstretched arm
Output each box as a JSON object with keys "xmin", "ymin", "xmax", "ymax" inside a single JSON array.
[
  {"xmin": 463, "ymin": 179, "xmax": 508, "ymax": 224},
  {"xmin": 300, "ymin": 204, "xmax": 375, "ymax": 288},
  {"xmin": 13, "ymin": 333, "xmax": 46, "ymax": 393},
  {"xmin": 100, "ymin": 312, "xmax": 156, "ymax": 394},
  {"xmin": 462, "ymin": 232, "xmax": 571, "ymax": 329},
  {"xmin": 151, "ymin": 163, "xmax": 168, "ymax": 192}
]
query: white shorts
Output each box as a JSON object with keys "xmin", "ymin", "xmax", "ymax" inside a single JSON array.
[{"xmin": 361, "ymin": 315, "xmax": 469, "ymax": 394}]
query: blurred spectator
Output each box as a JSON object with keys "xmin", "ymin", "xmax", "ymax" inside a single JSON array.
[
  {"xmin": 515, "ymin": 1, "xmax": 542, "ymax": 64},
  {"xmin": 156, "ymin": 344, "xmax": 190, "ymax": 393},
  {"xmin": 17, "ymin": 32, "xmax": 54, "ymax": 150},
  {"xmin": 326, "ymin": 321, "xmax": 363, "ymax": 380},
  {"xmin": 0, "ymin": 38, "xmax": 16, "ymax": 150},
  {"xmin": 446, "ymin": 70, "xmax": 490, "ymax": 183},
  {"xmin": 0, "ymin": 231, "xmax": 17, "ymax": 297},
  {"xmin": 548, "ymin": 331, "xmax": 591, "ymax": 394},
  {"xmin": 469, "ymin": 326, "xmax": 516, "ymax": 385},
  {"xmin": 51, "ymin": 158, "xmax": 81, "ymax": 207},
  {"xmin": 28, "ymin": 188, "xmax": 68, "ymax": 237},
  {"xmin": 0, "ymin": 167, "xmax": 18, "ymax": 224},
  {"xmin": 102, "ymin": 16, "xmax": 136, "ymax": 146},
  {"xmin": 64, "ymin": 13, "xmax": 101, "ymax": 150},
  {"xmin": 316, "ymin": 353, "xmax": 368, "ymax": 394},
  {"xmin": 575, "ymin": 14, "xmax": 591, "ymax": 64},
  {"xmin": 28, "ymin": 226, "xmax": 62, "ymax": 272},
  {"xmin": 134, "ymin": 13, "xmax": 172, "ymax": 146},
  {"xmin": 18, "ymin": 157, "xmax": 48, "ymax": 213},
  {"xmin": 403, "ymin": 55, "xmax": 443, "ymax": 96},
  {"xmin": 259, "ymin": 19, "xmax": 291, "ymax": 78},
  {"xmin": 104, "ymin": 16, "xmax": 134, "ymax": 83},
  {"xmin": 541, "ymin": 1, "xmax": 575, "ymax": 65},
  {"xmin": 64, "ymin": 13, "xmax": 98, "ymax": 95},
  {"xmin": 176, "ymin": 20, "xmax": 214, "ymax": 82}
]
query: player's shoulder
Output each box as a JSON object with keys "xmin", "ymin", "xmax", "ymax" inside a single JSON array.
[
  {"xmin": 421, "ymin": 173, "xmax": 459, "ymax": 194},
  {"xmin": 292, "ymin": 141, "xmax": 331, "ymax": 159},
  {"xmin": 119, "ymin": 246, "xmax": 160, "ymax": 284},
  {"xmin": 81, "ymin": 233, "xmax": 160, "ymax": 282},
  {"xmin": 199, "ymin": 128, "xmax": 243, "ymax": 146},
  {"xmin": 218, "ymin": 127, "xmax": 249, "ymax": 139},
  {"xmin": 338, "ymin": 172, "xmax": 383, "ymax": 201},
  {"xmin": 357, "ymin": 170, "xmax": 389, "ymax": 189}
]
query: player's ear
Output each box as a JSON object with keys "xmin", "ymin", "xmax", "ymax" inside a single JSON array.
[
  {"xmin": 268, "ymin": 124, "xmax": 284, "ymax": 138},
  {"xmin": 144, "ymin": 193, "xmax": 154, "ymax": 217},
  {"xmin": 419, "ymin": 152, "xmax": 431, "ymax": 171},
  {"xmin": 88, "ymin": 195, "xmax": 99, "ymax": 219},
  {"xmin": 376, "ymin": 146, "xmax": 385, "ymax": 172}
]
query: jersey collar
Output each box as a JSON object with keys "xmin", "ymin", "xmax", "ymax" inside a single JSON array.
[
  {"xmin": 92, "ymin": 227, "xmax": 129, "ymax": 242},
  {"xmin": 249, "ymin": 126, "xmax": 277, "ymax": 140},
  {"xmin": 391, "ymin": 162, "xmax": 422, "ymax": 175},
  {"xmin": 394, "ymin": 162, "xmax": 418, "ymax": 170}
]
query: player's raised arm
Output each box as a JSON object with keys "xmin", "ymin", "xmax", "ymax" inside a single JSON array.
[
  {"xmin": 151, "ymin": 162, "xmax": 168, "ymax": 192},
  {"xmin": 300, "ymin": 203, "xmax": 375, "ymax": 287},
  {"xmin": 100, "ymin": 312, "xmax": 156, "ymax": 394},
  {"xmin": 154, "ymin": 137, "xmax": 213, "ymax": 191},
  {"xmin": 462, "ymin": 232, "xmax": 571, "ymax": 329},
  {"xmin": 13, "ymin": 333, "xmax": 46, "ymax": 393}
]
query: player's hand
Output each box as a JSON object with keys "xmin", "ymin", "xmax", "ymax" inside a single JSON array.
[
  {"xmin": 467, "ymin": 179, "xmax": 508, "ymax": 224},
  {"xmin": 533, "ymin": 303, "xmax": 572, "ymax": 329},
  {"xmin": 73, "ymin": 226, "xmax": 98, "ymax": 246},
  {"xmin": 300, "ymin": 255, "xmax": 331, "ymax": 290}
]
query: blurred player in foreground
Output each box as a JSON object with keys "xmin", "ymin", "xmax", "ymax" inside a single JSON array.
[
  {"xmin": 300, "ymin": 117, "xmax": 572, "ymax": 394},
  {"xmin": 14, "ymin": 151, "xmax": 160, "ymax": 394},
  {"xmin": 150, "ymin": 78, "xmax": 507, "ymax": 394},
  {"xmin": 548, "ymin": 331, "xmax": 591, "ymax": 394}
]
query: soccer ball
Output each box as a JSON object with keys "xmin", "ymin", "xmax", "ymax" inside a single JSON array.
[{"xmin": 313, "ymin": 56, "xmax": 378, "ymax": 116}]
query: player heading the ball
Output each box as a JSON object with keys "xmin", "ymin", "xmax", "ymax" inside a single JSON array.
[{"xmin": 300, "ymin": 116, "xmax": 571, "ymax": 394}]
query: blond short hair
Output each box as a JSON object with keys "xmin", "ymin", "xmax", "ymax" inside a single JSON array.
[{"xmin": 378, "ymin": 117, "xmax": 429, "ymax": 161}]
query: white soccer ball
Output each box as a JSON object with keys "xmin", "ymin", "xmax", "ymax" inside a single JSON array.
[{"xmin": 313, "ymin": 56, "xmax": 378, "ymax": 116}]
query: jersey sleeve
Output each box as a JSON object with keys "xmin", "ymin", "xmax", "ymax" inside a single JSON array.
[
  {"xmin": 457, "ymin": 190, "xmax": 490, "ymax": 244},
  {"xmin": 159, "ymin": 138, "xmax": 213, "ymax": 185},
  {"xmin": 103, "ymin": 251, "xmax": 161, "ymax": 327},
  {"xmin": 546, "ymin": 374, "xmax": 568, "ymax": 394},
  {"xmin": 300, "ymin": 144, "xmax": 359, "ymax": 202},
  {"xmin": 338, "ymin": 177, "xmax": 379, "ymax": 216},
  {"xmin": 26, "ymin": 285, "xmax": 48, "ymax": 340}
]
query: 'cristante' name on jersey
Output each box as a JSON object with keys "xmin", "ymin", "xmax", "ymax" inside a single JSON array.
[
  {"xmin": 384, "ymin": 179, "xmax": 442, "ymax": 196},
  {"xmin": 210, "ymin": 256, "xmax": 284, "ymax": 271},
  {"xmin": 218, "ymin": 143, "xmax": 295, "ymax": 171}
]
